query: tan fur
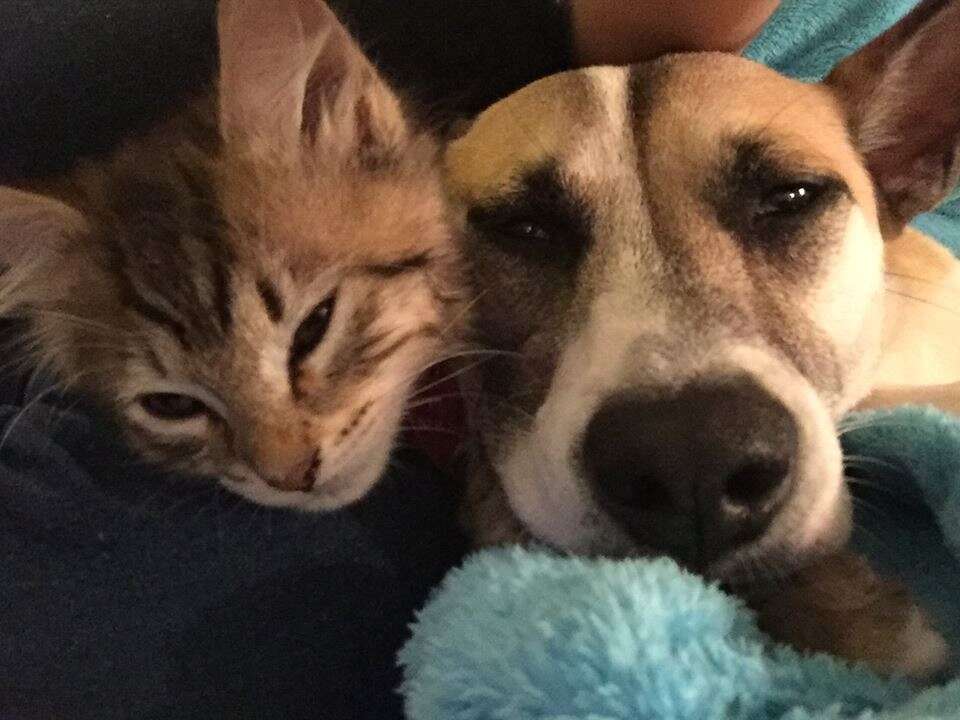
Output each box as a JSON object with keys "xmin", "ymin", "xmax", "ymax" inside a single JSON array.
[
  {"xmin": 865, "ymin": 228, "xmax": 960, "ymax": 400},
  {"xmin": 446, "ymin": 72, "xmax": 599, "ymax": 206},
  {"xmin": 752, "ymin": 550, "xmax": 949, "ymax": 679}
]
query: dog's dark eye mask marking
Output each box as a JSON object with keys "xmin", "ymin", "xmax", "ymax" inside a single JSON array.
[
  {"xmin": 466, "ymin": 163, "xmax": 594, "ymax": 271},
  {"xmin": 361, "ymin": 252, "xmax": 434, "ymax": 278},
  {"xmin": 461, "ymin": 164, "xmax": 595, "ymax": 421},
  {"xmin": 708, "ymin": 138, "xmax": 849, "ymax": 253}
]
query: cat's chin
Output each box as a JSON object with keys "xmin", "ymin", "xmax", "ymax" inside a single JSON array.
[{"xmin": 217, "ymin": 450, "xmax": 389, "ymax": 512}]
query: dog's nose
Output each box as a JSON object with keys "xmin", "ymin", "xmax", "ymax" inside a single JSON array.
[
  {"xmin": 261, "ymin": 449, "xmax": 320, "ymax": 492},
  {"xmin": 582, "ymin": 377, "xmax": 797, "ymax": 568}
]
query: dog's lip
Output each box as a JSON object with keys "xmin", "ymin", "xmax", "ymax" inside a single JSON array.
[{"xmin": 708, "ymin": 554, "xmax": 801, "ymax": 590}]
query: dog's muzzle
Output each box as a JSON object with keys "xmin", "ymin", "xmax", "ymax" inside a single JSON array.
[{"xmin": 581, "ymin": 374, "xmax": 798, "ymax": 570}]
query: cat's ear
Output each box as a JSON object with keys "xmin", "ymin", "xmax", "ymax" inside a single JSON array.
[
  {"xmin": 0, "ymin": 187, "xmax": 86, "ymax": 273},
  {"xmin": 825, "ymin": 0, "xmax": 960, "ymax": 235},
  {"xmin": 217, "ymin": 0, "xmax": 409, "ymax": 157}
]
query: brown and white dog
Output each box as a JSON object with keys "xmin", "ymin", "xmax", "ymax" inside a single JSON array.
[{"xmin": 447, "ymin": 0, "xmax": 960, "ymax": 678}]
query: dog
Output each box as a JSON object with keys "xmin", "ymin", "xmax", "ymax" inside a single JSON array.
[{"xmin": 447, "ymin": 0, "xmax": 960, "ymax": 678}]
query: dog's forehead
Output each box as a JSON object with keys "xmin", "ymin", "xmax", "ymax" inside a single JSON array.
[
  {"xmin": 639, "ymin": 54, "xmax": 875, "ymax": 211},
  {"xmin": 448, "ymin": 54, "xmax": 876, "ymax": 216},
  {"xmin": 445, "ymin": 69, "xmax": 613, "ymax": 204}
]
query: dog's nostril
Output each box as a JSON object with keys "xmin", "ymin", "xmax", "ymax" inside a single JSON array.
[{"xmin": 723, "ymin": 458, "xmax": 790, "ymax": 507}]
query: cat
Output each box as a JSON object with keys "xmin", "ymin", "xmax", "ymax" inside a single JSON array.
[{"xmin": 0, "ymin": 0, "xmax": 464, "ymax": 511}]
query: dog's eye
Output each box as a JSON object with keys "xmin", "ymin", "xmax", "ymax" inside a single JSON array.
[
  {"xmin": 139, "ymin": 393, "xmax": 208, "ymax": 420},
  {"xmin": 291, "ymin": 293, "xmax": 337, "ymax": 365},
  {"xmin": 758, "ymin": 183, "xmax": 824, "ymax": 216},
  {"xmin": 498, "ymin": 220, "xmax": 552, "ymax": 242}
]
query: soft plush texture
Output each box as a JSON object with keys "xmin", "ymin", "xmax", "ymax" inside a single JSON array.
[{"xmin": 400, "ymin": 406, "xmax": 960, "ymax": 720}]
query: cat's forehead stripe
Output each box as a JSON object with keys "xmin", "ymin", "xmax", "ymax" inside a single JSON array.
[
  {"xmin": 143, "ymin": 346, "xmax": 169, "ymax": 377},
  {"xmin": 256, "ymin": 278, "xmax": 285, "ymax": 322},
  {"xmin": 120, "ymin": 273, "xmax": 193, "ymax": 351},
  {"xmin": 209, "ymin": 233, "xmax": 235, "ymax": 335}
]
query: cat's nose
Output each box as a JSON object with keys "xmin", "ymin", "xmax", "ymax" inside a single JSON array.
[{"xmin": 261, "ymin": 449, "xmax": 320, "ymax": 493}]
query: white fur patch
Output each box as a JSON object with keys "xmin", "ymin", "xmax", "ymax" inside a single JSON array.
[
  {"xmin": 257, "ymin": 336, "xmax": 291, "ymax": 394},
  {"xmin": 719, "ymin": 346, "xmax": 847, "ymax": 556},
  {"xmin": 567, "ymin": 67, "xmax": 632, "ymax": 183},
  {"xmin": 807, "ymin": 206, "xmax": 884, "ymax": 411}
]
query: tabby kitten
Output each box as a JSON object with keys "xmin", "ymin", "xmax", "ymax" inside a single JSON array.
[{"xmin": 0, "ymin": 0, "xmax": 463, "ymax": 510}]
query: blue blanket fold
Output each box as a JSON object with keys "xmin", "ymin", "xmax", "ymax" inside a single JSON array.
[{"xmin": 399, "ymin": 407, "xmax": 960, "ymax": 720}]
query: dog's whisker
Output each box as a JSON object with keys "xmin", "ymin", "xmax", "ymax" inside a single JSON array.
[
  {"xmin": 884, "ymin": 287, "xmax": 960, "ymax": 317},
  {"xmin": 885, "ymin": 270, "xmax": 959, "ymax": 291},
  {"xmin": 843, "ymin": 453, "xmax": 902, "ymax": 473},
  {"xmin": 398, "ymin": 425, "xmax": 464, "ymax": 436},
  {"xmin": 844, "ymin": 475, "xmax": 899, "ymax": 498}
]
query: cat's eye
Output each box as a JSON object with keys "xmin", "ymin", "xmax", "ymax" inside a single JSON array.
[
  {"xmin": 138, "ymin": 392, "xmax": 208, "ymax": 421},
  {"xmin": 757, "ymin": 182, "xmax": 825, "ymax": 217},
  {"xmin": 290, "ymin": 294, "xmax": 337, "ymax": 366}
]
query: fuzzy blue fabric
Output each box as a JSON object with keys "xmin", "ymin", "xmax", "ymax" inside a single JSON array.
[{"xmin": 399, "ymin": 406, "xmax": 960, "ymax": 719}]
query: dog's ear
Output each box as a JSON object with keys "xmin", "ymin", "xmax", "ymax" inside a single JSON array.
[
  {"xmin": 826, "ymin": 0, "xmax": 960, "ymax": 234},
  {"xmin": 217, "ymin": 0, "xmax": 408, "ymax": 157}
]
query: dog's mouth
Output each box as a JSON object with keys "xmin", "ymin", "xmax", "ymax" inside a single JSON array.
[{"xmin": 508, "ymin": 449, "xmax": 852, "ymax": 589}]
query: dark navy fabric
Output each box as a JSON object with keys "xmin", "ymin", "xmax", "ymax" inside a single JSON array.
[
  {"xmin": 0, "ymin": 0, "xmax": 570, "ymax": 181},
  {"xmin": 0, "ymin": 346, "xmax": 467, "ymax": 719}
]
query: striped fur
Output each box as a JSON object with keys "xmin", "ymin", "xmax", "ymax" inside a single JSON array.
[{"xmin": 0, "ymin": 0, "xmax": 465, "ymax": 510}]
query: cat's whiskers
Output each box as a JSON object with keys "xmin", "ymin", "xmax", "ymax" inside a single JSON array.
[
  {"xmin": 405, "ymin": 357, "xmax": 493, "ymax": 403},
  {"xmin": 0, "ymin": 365, "xmax": 108, "ymax": 456},
  {"xmin": 31, "ymin": 309, "xmax": 120, "ymax": 334},
  {"xmin": 404, "ymin": 390, "xmax": 484, "ymax": 412}
]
